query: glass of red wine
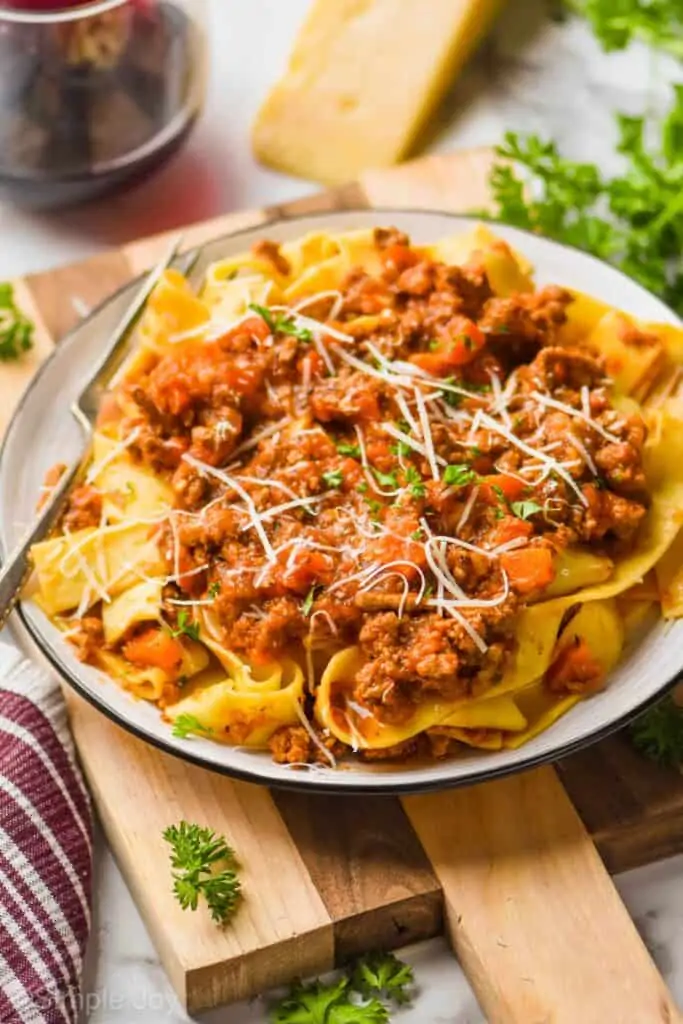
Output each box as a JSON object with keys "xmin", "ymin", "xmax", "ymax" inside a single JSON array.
[{"xmin": 0, "ymin": 0, "xmax": 207, "ymax": 207}]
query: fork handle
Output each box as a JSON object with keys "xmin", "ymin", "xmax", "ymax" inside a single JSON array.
[{"xmin": 0, "ymin": 459, "xmax": 83, "ymax": 632}]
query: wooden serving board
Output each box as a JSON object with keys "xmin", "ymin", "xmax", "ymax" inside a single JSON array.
[{"xmin": 7, "ymin": 148, "xmax": 683, "ymax": 1021}]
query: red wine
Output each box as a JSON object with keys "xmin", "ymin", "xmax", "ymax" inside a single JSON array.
[{"xmin": 0, "ymin": 1, "xmax": 205, "ymax": 208}]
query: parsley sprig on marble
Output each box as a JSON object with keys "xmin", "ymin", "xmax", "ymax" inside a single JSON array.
[
  {"xmin": 566, "ymin": 0, "xmax": 683, "ymax": 60},
  {"xmin": 270, "ymin": 952, "xmax": 415, "ymax": 1023},
  {"xmin": 487, "ymin": 85, "xmax": 683, "ymax": 316},
  {"xmin": 0, "ymin": 283, "xmax": 34, "ymax": 362},
  {"xmin": 163, "ymin": 821, "xmax": 241, "ymax": 924}
]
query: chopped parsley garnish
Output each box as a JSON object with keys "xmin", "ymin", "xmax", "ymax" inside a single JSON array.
[
  {"xmin": 390, "ymin": 439, "xmax": 412, "ymax": 458},
  {"xmin": 443, "ymin": 464, "xmax": 479, "ymax": 487},
  {"xmin": 336, "ymin": 441, "xmax": 361, "ymax": 458},
  {"xmin": 410, "ymin": 528, "xmax": 424, "ymax": 541},
  {"xmin": 405, "ymin": 465, "xmax": 426, "ymax": 498},
  {"xmin": 170, "ymin": 610, "xmax": 201, "ymax": 641},
  {"xmin": 372, "ymin": 467, "xmax": 399, "ymax": 489},
  {"xmin": 163, "ymin": 821, "xmax": 241, "ymax": 925},
  {"xmin": 302, "ymin": 585, "xmax": 319, "ymax": 616},
  {"xmin": 511, "ymin": 499, "xmax": 543, "ymax": 520},
  {"xmin": 356, "ymin": 481, "xmax": 369, "ymax": 494},
  {"xmin": 364, "ymin": 497, "xmax": 383, "ymax": 520},
  {"xmin": 208, "ymin": 581, "xmax": 221, "ymax": 599},
  {"xmin": 248, "ymin": 302, "xmax": 313, "ymax": 343},
  {"xmin": 171, "ymin": 714, "xmax": 213, "ymax": 740},
  {"xmin": 0, "ymin": 283, "xmax": 34, "ymax": 362},
  {"xmin": 491, "ymin": 484, "xmax": 507, "ymax": 504},
  {"xmin": 428, "ymin": 339, "xmax": 441, "ymax": 351},
  {"xmin": 323, "ymin": 469, "xmax": 344, "ymax": 489}
]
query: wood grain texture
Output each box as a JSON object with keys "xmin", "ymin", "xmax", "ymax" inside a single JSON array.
[
  {"xmin": 274, "ymin": 792, "xmax": 442, "ymax": 959},
  {"xmin": 360, "ymin": 147, "xmax": 495, "ymax": 213},
  {"xmin": 66, "ymin": 694, "xmax": 333, "ymax": 1013},
  {"xmin": 403, "ymin": 767, "xmax": 680, "ymax": 1024}
]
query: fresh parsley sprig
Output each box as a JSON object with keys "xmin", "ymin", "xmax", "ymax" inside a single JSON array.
[
  {"xmin": 0, "ymin": 284, "xmax": 34, "ymax": 362},
  {"xmin": 269, "ymin": 952, "xmax": 415, "ymax": 1023},
  {"xmin": 249, "ymin": 302, "xmax": 313, "ymax": 343},
  {"xmin": 486, "ymin": 85, "xmax": 683, "ymax": 316},
  {"xmin": 170, "ymin": 609, "xmax": 201, "ymax": 641},
  {"xmin": 566, "ymin": 0, "xmax": 683, "ymax": 60},
  {"xmin": 630, "ymin": 694, "xmax": 683, "ymax": 767},
  {"xmin": 163, "ymin": 821, "xmax": 241, "ymax": 925},
  {"xmin": 171, "ymin": 714, "xmax": 213, "ymax": 740}
]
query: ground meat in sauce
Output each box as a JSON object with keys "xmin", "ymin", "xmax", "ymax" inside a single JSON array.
[
  {"xmin": 62, "ymin": 227, "xmax": 654, "ymax": 765},
  {"xmin": 62, "ymin": 485, "xmax": 102, "ymax": 532}
]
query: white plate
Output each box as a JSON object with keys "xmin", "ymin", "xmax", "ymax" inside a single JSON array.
[{"xmin": 2, "ymin": 209, "xmax": 681, "ymax": 794}]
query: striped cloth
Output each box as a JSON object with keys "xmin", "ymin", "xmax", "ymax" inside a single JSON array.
[{"xmin": 0, "ymin": 644, "xmax": 92, "ymax": 1024}]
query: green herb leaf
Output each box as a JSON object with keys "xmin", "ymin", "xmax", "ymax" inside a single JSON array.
[
  {"xmin": 565, "ymin": 0, "xmax": 683, "ymax": 59},
  {"xmin": 372, "ymin": 467, "xmax": 398, "ymax": 489},
  {"xmin": 443, "ymin": 464, "xmax": 479, "ymax": 487},
  {"xmin": 208, "ymin": 581, "xmax": 221, "ymax": 599},
  {"xmin": 302, "ymin": 585, "xmax": 319, "ymax": 616},
  {"xmin": 356, "ymin": 481, "xmax": 369, "ymax": 494},
  {"xmin": 405, "ymin": 465, "xmax": 426, "ymax": 498},
  {"xmin": 171, "ymin": 714, "xmax": 214, "ymax": 740},
  {"xmin": 350, "ymin": 951, "xmax": 415, "ymax": 1006},
  {"xmin": 323, "ymin": 469, "xmax": 344, "ymax": 489},
  {"xmin": 170, "ymin": 609, "xmax": 201, "ymax": 641},
  {"xmin": 248, "ymin": 302, "xmax": 313, "ymax": 343},
  {"xmin": 630, "ymin": 695, "xmax": 683, "ymax": 767},
  {"xmin": 336, "ymin": 441, "xmax": 361, "ymax": 458},
  {"xmin": 163, "ymin": 821, "xmax": 241, "ymax": 924},
  {"xmin": 0, "ymin": 283, "xmax": 34, "ymax": 362},
  {"xmin": 511, "ymin": 500, "xmax": 543, "ymax": 520},
  {"xmin": 485, "ymin": 84, "xmax": 683, "ymax": 317}
]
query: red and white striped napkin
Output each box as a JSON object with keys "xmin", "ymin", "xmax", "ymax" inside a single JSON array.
[{"xmin": 0, "ymin": 643, "xmax": 92, "ymax": 1024}]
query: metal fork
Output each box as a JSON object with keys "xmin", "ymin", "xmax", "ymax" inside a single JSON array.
[{"xmin": 0, "ymin": 234, "xmax": 194, "ymax": 631}]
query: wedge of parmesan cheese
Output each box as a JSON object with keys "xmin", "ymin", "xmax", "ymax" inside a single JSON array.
[{"xmin": 253, "ymin": 0, "xmax": 504, "ymax": 184}]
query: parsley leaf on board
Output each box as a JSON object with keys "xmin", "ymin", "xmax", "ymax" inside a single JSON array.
[
  {"xmin": 350, "ymin": 952, "xmax": 415, "ymax": 1005},
  {"xmin": 630, "ymin": 695, "xmax": 683, "ymax": 767},
  {"xmin": 171, "ymin": 714, "xmax": 214, "ymax": 740},
  {"xmin": 163, "ymin": 821, "xmax": 241, "ymax": 925},
  {"xmin": 443, "ymin": 464, "xmax": 479, "ymax": 487},
  {"xmin": 486, "ymin": 85, "xmax": 683, "ymax": 316},
  {"xmin": 170, "ymin": 609, "xmax": 200, "ymax": 641},
  {"xmin": 566, "ymin": 0, "xmax": 683, "ymax": 60},
  {"xmin": 0, "ymin": 284, "xmax": 34, "ymax": 362}
]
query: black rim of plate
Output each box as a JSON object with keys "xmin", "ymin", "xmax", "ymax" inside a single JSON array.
[{"xmin": 4, "ymin": 206, "xmax": 682, "ymax": 795}]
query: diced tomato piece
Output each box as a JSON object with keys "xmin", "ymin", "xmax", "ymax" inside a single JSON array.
[
  {"xmin": 500, "ymin": 546, "xmax": 555, "ymax": 595},
  {"xmin": 382, "ymin": 244, "xmax": 419, "ymax": 271},
  {"xmin": 282, "ymin": 549, "xmax": 334, "ymax": 593},
  {"xmin": 409, "ymin": 318, "xmax": 486, "ymax": 374}
]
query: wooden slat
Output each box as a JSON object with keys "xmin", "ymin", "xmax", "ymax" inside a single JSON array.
[
  {"xmin": 559, "ymin": 733, "xmax": 683, "ymax": 874},
  {"xmin": 66, "ymin": 695, "xmax": 334, "ymax": 1014},
  {"xmin": 274, "ymin": 792, "xmax": 442, "ymax": 959},
  {"xmin": 403, "ymin": 767, "xmax": 680, "ymax": 1024}
]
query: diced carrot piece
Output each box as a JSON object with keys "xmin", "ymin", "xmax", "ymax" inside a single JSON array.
[
  {"xmin": 123, "ymin": 628, "xmax": 184, "ymax": 673},
  {"xmin": 490, "ymin": 515, "xmax": 534, "ymax": 547},
  {"xmin": 478, "ymin": 473, "xmax": 529, "ymax": 505},
  {"xmin": 500, "ymin": 546, "xmax": 555, "ymax": 595}
]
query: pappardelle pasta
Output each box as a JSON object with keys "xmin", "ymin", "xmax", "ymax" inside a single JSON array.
[{"xmin": 29, "ymin": 225, "xmax": 683, "ymax": 768}]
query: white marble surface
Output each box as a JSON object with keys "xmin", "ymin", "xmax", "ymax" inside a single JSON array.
[{"xmin": 2, "ymin": 0, "xmax": 682, "ymax": 1020}]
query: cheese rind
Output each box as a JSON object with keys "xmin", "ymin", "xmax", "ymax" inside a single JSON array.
[{"xmin": 253, "ymin": 0, "xmax": 504, "ymax": 184}]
